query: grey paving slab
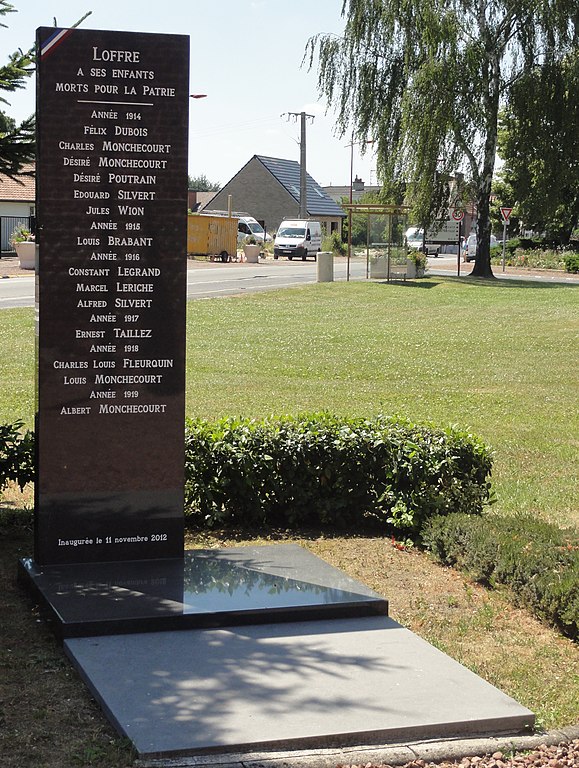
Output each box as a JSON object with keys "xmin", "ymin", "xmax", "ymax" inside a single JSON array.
[{"xmin": 65, "ymin": 615, "xmax": 534, "ymax": 759}]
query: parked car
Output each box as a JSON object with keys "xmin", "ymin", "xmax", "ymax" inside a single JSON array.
[
  {"xmin": 466, "ymin": 233, "xmax": 497, "ymax": 262},
  {"xmin": 237, "ymin": 216, "xmax": 272, "ymax": 244}
]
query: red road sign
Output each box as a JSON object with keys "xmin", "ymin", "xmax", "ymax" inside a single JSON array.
[
  {"xmin": 451, "ymin": 208, "xmax": 465, "ymax": 221},
  {"xmin": 500, "ymin": 207, "xmax": 513, "ymax": 223}
]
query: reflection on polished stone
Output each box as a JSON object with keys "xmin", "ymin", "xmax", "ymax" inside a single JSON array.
[{"xmin": 19, "ymin": 544, "xmax": 388, "ymax": 639}]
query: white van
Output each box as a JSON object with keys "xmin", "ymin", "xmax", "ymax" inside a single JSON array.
[
  {"xmin": 406, "ymin": 227, "xmax": 424, "ymax": 251},
  {"xmin": 274, "ymin": 220, "xmax": 322, "ymax": 260},
  {"xmin": 466, "ymin": 233, "xmax": 497, "ymax": 262},
  {"xmin": 237, "ymin": 216, "xmax": 272, "ymax": 244}
]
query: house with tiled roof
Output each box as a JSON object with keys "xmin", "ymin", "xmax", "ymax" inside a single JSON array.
[
  {"xmin": 324, "ymin": 176, "xmax": 381, "ymax": 203},
  {"xmin": 204, "ymin": 155, "xmax": 345, "ymax": 234},
  {"xmin": 0, "ymin": 166, "xmax": 35, "ymax": 252}
]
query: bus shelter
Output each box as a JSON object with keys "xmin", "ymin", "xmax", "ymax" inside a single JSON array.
[{"xmin": 342, "ymin": 203, "xmax": 411, "ymax": 281}]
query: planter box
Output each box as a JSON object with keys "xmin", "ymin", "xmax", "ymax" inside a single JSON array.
[
  {"xmin": 15, "ymin": 242, "xmax": 37, "ymax": 270},
  {"xmin": 243, "ymin": 243, "xmax": 260, "ymax": 263},
  {"xmin": 370, "ymin": 256, "xmax": 407, "ymax": 280},
  {"xmin": 406, "ymin": 258, "xmax": 425, "ymax": 279},
  {"xmin": 370, "ymin": 256, "xmax": 389, "ymax": 279}
]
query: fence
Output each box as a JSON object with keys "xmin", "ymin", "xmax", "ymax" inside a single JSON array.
[{"xmin": 1, "ymin": 215, "xmax": 34, "ymax": 255}]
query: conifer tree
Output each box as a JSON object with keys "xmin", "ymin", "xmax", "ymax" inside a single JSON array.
[{"xmin": 0, "ymin": 1, "xmax": 35, "ymax": 177}]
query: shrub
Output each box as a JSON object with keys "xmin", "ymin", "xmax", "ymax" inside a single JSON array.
[
  {"xmin": 422, "ymin": 513, "xmax": 579, "ymax": 639},
  {"xmin": 321, "ymin": 231, "xmax": 347, "ymax": 256},
  {"xmin": 490, "ymin": 247, "xmax": 567, "ymax": 270},
  {"xmin": 9, "ymin": 225, "xmax": 34, "ymax": 248},
  {"xmin": 184, "ymin": 413, "xmax": 493, "ymax": 536},
  {"xmin": 564, "ymin": 252, "xmax": 579, "ymax": 273},
  {"xmin": 0, "ymin": 421, "xmax": 35, "ymax": 491}
]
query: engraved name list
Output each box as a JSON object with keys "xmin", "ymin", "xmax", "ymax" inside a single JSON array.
[{"xmin": 35, "ymin": 27, "xmax": 189, "ymax": 564}]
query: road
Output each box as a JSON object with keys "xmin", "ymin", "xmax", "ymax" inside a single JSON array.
[
  {"xmin": 0, "ymin": 275, "xmax": 36, "ymax": 309},
  {"xmin": 1, "ymin": 254, "xmax": 576, "ymax": 309},
  {"xmin": 0, "ymin": 259, "xmax": 369, "ymax": 309}
]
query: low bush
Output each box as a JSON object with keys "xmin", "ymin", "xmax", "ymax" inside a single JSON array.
[
  {"xmin": 184, "ymin": 413, "xmax": 493, "ymax": 536},
  {"xmin": 321, "ymin": 231, "xmax": 347, "ymax": 256},
  {"xmin": 0, "ymin": 421, "xmax": 34, "ymax": 491},
  {"xmin": 422, "ymin": 513, "xmax": 579, "ymax": 639},
  {"xmin": 491, "ymin": 247, "xmax": 567, "ymax": 270},
  {"xmin": 491, "ymin": 238, "xmax": 579, "ymax": 272}
]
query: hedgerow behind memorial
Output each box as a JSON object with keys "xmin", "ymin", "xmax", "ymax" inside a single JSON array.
[{"xmin": 184, "ymin": 413, "xmax": 493, "ymax": 535}]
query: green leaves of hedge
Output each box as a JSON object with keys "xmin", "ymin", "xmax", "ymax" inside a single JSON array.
[
  {"xmin": 0, "ymin": 420, "xmax": 34, "ymax": 491},
  {"xmin": 422, "ymin": 513, "xmax": 579, "ymax": 639},
  {"xmin": 184, "ymin": 413, "xmax": 493, "ymax": 535}
]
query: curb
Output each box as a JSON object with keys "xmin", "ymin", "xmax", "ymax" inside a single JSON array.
[{"xmin": 136, "ymin": 725, "xmax": 579, "ymax": 768}]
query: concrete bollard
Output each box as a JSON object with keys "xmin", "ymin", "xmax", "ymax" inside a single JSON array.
[{"xmin": 317, "ymin": 251, "xmax": 334, "ymax": 282}]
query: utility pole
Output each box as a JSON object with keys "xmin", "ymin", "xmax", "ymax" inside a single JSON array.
[{"xmin": 281, "ymin": 111, "xmax": 315, "ymax": 218}]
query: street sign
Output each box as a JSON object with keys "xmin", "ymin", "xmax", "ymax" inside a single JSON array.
[
  {"xmin": 451, "ymin": 208, "xmax": 465, "ymax": 221},
  {"xmin": 500, "ymin": 207, "xmax": 513, "ymax": 223},
  {"xmin": 426, "ymin": 218, "xmax": 460, "ymax": 241}
]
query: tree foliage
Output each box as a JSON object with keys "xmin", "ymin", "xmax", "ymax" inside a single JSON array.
[
  {"xmin": 306, "ymin": 0, "xmax": 576, "ymax": 277},
  {"xmin": 0, "ymin": 1, "xmax": 35, "ymax": 176},
  {"xmin": 497, "ymin": 52, "xmax": 579, "ymax": 244},
  {"xmin": 489, "ymin": 174, "xmax": 520, "ymax": 238},
  {"xmin": 188, "ymin": 173, "xmax": 220, "ymax": 191},
  {"xmin": 0, "ymin": 5, "xmax": 92, "ymax": 178}
]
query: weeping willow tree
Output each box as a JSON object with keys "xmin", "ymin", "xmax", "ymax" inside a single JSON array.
[{"xmin": 306, "ymin": 0, "xmax": 577, "ymax": 277}]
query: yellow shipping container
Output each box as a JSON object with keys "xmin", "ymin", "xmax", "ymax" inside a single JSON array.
[{"xmin": 187, "ymin": 214, "xmax": 238, "ymax": 262}]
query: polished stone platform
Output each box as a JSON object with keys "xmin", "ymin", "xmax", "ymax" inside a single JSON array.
[
  {"xmin": 65, "ymin": 615, "xmax": 535, "ymax": 759},
  {"xmin": 18, "ymin": 544, "xmax": 388, "ymax": 639}
]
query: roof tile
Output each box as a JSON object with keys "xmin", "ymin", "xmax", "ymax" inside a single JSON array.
[
  {"xmin": 256, "ymin": 156, "xmax": 345, "ymax": 218},
  {"xmin": 0, "ymin": 165, "xmax": 35, "ymax": 202}
]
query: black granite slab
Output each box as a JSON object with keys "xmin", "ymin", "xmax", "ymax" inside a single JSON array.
[
  {"xmin": 19, "ymin": 544, "xmax": 389, "ymax": 640},
  {"xmin": 35, "ymin": 27, "xmax": 189, "ymax": 564}
]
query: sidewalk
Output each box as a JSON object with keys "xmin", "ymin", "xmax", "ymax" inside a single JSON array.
[
  {"xmin": 3, "ymin": 253, "xmax": 577, "ymax": 282},
  {"xmin": 426, "ymin": 258, "xmax": 579, "ymax": 282},
  {"xmin": 0, "ymin": 255, "xmax": 33, "ymax": 278}
]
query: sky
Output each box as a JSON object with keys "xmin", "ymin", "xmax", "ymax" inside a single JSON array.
[{"xmin": 1, "ymin": 0, "xmax": 377, "ymax": 189}]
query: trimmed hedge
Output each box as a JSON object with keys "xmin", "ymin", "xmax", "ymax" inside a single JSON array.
[
  {"xmin": 184, "ymin": 413, "xmax": 493, "ymax": 535},
  {"xmin": 422, "ymin": 513, "xmax": 579, "ymax": 640},
  {"xmin": 0, "ymin": 421, "xmax": 34, "ymax": 491}
]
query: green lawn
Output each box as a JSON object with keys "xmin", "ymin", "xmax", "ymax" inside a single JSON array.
[
  {"xmin": 1, "ymin": 276, "xmax": 578, "ymax": 527},
  {"xmin": 1, "ymin": 276, "xmax": 578, "ymax": 744}
]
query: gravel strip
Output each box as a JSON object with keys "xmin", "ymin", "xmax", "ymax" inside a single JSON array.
[
  {"xmin": 137, "ymin": 729, "xmax": 579, "ymax": 768},
  {"xmin": 360, "ymin": 739, "xmax": 579, "ymax": 767}
]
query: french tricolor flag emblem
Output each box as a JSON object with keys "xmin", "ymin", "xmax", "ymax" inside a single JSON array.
[{"xmin": 40, "ymin": 28, "xmax": 74, "ymax": 59}]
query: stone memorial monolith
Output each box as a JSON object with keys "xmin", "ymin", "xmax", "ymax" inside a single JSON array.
[{"xmin": 34, "ymin": 26, "xmax": 189, "ymax": 565}]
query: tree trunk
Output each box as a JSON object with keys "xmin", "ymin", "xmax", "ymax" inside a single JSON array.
[
  {"xmin": 470, "ymin": 184, "xmax": 495, "ymax": 278},
  {"xmin": 470, "ymin": 50, "xmax": 501, "ymax": 279}
]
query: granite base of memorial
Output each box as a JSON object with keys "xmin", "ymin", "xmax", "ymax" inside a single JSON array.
[
  {"xmin": 18, "ymin": 543, "xmax": 389, "ymax": 640},
  {"xmin": 19, "ymin": 544, "xmax": 536, "ymax": 759}
]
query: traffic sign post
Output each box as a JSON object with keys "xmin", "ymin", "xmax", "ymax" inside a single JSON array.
[
  {"xmin": 451, "ymin": 208, "xmax": 465, "ymax": 277},
  {"xmin": 457, "ymin": 219, "xmax": 462, "ymax": 277},
  {"xmin": 500, "ymin": 208, "xmax": 512, "ymax": 272}
]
